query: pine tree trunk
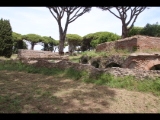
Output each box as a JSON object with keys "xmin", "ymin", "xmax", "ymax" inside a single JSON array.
[
  {"xmin": 122, "ymin": 25, "xmax": 128, "ymax": 39},
  {"xmin": 57, "ymin": 17, "xmax": 69, "ymax": 55},
  {"xmin": 31, "ymin": 42, "xmax": 35, "ymax": 50},
  {"xmin": 18, "ymin": 40, "xmax": 23, "ymax": 49},
  {"xmin": 59, "ymin": 39, "xmax": 65, "ymax": 55},
  {"xmin": 44, "ymin": 43, "xmax": 48, "ymax": 51},
  {"xmin": 69, "ymin": 43, "xmax": 75, "ymax": 55}
]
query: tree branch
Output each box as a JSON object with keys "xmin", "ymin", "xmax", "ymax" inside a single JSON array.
[
  {"xmin": 68, "ymin": 7, "xmax": 91, "ymax": 23},
  {"xmin": 69, "ymin": 7, "xmax": 82, "ymax": 23},
  {"xmin": 126, "ymin": 7, "xmax": 146, "ymax": 26},
  {"xmin": 101, "ymin": 7, "xmax": 121, "ymax": 19},
  {"xmin": 48, "ymin": 7, "xmax": 58, "ymax": 21},
  {"xmin": 115, "ymin": 7, "xmax": 123, "ymax": 19}
]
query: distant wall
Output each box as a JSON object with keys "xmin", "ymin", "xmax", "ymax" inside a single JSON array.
[{"xmin": 18, "ymin": 49, "xmax": 68, "ymax": 62}]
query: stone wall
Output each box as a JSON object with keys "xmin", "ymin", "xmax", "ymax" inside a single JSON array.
[
  {"xmin": 31, "ymin": 60, "xmax": 160, "ymax": 80},
  {"xmin": 96, "ymin": 35, "xmax": 160, "ymax": 52},
  {"xmin": 18, "ymin": 49, "xmax": 68, "ymax": 62},
  {"xmin": 104, "ymin": 67, "xmax": 160, "ymax": 80}
]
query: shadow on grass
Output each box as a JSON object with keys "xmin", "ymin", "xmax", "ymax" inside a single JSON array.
[
  {"xmin": 0, "ymin": 70, "xmax": 116, "ymax": 113},
  {"xmin": 53, "ymin": 83, "xmax": 116, "ymax": 113}
]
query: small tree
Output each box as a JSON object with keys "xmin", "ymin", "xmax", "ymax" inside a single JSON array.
[
  {"xmin": 81, "ymin": 33, "xmax": 94, "ymax": 51},
  {"xmin": 22, "ymin": 34, "xmax": 43, "ymax": 50},
  {"xmin": 0, "ymin": 18, "xmax": 13, "ymax": 58},
  {"xmin": 41, "ymin": 36, "xmax": 59, "ymax": 52},
  {"xmin": 66, "ymin": 34, "xmax": 82, "ymax": 55},
  {"xmin": 52, "ymin": 40, "xmax": 59, "ymax": 52},
  {"xmin": 47, "ymin": 7, "xmax": 92, "ymax": 55},
  {"xmin": 12, "ymin": 32, "xmax": 27, "ymax": 53},
  {"xmin": 99, "ymin": 7, "xmax": 147, "ymax": 38},
  {"xmin": 41, "ymin": 36, "xmax": 51, "ymax": 51}
]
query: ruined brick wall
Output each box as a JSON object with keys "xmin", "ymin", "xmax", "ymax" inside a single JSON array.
[
  {"xmin": 18, "ymin": 49, "xmax": 68, "ymax": 62},
  {"xmin": 30, "ymin": 60, "xmax": 160, "ymax": 80},
  {"xmin": 80, "ymin": 54, "xmax": 160, "ymax": 70},
  {"xmin": 89, "ymin": 55, "xmax": 125, "ymax": 69},
  {"xmin": 95, "ymin": 41, "xmax": 115, "ymax": 52},
  {"xmin": 96, "ymin": 35, "xmax": 160, "ymax": 52},
  {"xmin": 115, "ymin": 38, "xmax": 137, "ymax": 51},
  {"xmin": 137, "ymin": 36, "xmax": 160, "ymax": 51},
  {"xmin": 122, "ymin": 54, "xmax": 160, "ymax": 70}
]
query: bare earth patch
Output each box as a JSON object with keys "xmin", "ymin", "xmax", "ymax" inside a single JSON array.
[{"xmin": 0, "ymin": 70, "xmax": 160, "ymax": 113}]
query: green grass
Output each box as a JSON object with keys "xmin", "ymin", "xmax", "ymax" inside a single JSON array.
[
  {"xmin": 69, "ymin": 48, "xmax": 160, "ymax": 64},
  {"xmin": 80, "ymin": 49, "xmax": 131, "ymax": 58},
  {"xmin": 0, "ymin": 95, "xmax": 22, "ymax": 113},
  {"xmin": 83, "ymin": 73, "xmax": 160, "ymax": 96},
  {"xmin": 0, "ymin": 54, "xmax": 18, "ymax": 60},
  {"xmin": 68, "ymin": 50, "xmax": 130, "ymax": 63},
  {"xmin": 1, "ymin": 60, "xmax": 160, "ymax": 96},
  {"xmin": 80, "ymin": 50, "xmax": 112, "ymax": 57},
  {"xmin": 69, "ymin": 55, "xmax": 81, "ymax": 63}
]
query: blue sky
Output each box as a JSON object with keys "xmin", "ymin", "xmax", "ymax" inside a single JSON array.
[{"xmin": 0, "ymin": 7, "xmax": 160, "ymax": 52}]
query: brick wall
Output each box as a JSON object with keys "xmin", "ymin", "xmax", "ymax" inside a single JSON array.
[
  {"xmin": 115, "ymin": 38, "xmax": 137, "ymax": 51},
  {"xmin": 80, "ymin": 54, "xmax": 160, "ymax": 71},
  {"xmin": 96, "ymin": 35, "xmax": 160, "ymax": 52},
  {"xmin": 137, "ymin": 36, "xmax": 160, "ymax": 51},
  {"xmin": 122, "ymin": 55, "xmax": 160, "ymax": 70},
  {"xmin": 30, "ymin": 60, "xmax": 160, "ymax": 80}
]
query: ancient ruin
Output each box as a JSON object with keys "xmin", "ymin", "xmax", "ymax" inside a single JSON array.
[
  {"xmin": 31, "ymin": 59, "xmax": 160, "ymax": 80},
  {"xmin": 17, "ymin": 35, "xmax": 160, "ymax": 79},
  {"xmin": 80, "ymin": 53, "xmax": 160, "ymax": 71},
  {"xmin": 89, "ymin": 35, "xmax": 160, "ymax": 71},
  {"xmin": 96, "ymin": 35, "xmax": 160, "ymax": 52}
]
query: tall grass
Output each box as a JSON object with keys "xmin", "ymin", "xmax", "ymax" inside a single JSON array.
[
  {"xmin": 80, "ymin": 49, "xmax": 131, "ymax": 58},
  {"xmin": 1, "ymin": 60, "xmax": 160, "ymax": 96},
  {"xmin": 83, "ymin": 73, "xmax": 160, "ymax": 96},
  {"xmin": 69, "ymin": 55, "xmax": 81, "ymax": 63},
  {"xmin": 68, "ymin": 49, "xmax": 130, "ymax": 63}
]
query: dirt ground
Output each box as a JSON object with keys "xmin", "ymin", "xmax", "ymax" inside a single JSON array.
[{"xmin": 0, "ymin": 70, "xmax": 160, "ymax": 113}]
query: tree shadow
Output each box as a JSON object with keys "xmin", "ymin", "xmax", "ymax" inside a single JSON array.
[{"xmin": 0, "ymin": 70, "xmax": 116, "ymax": 113}]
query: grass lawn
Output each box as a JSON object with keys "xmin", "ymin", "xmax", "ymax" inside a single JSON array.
[
  {"xmin": 1, "ymin": 70, "xmax": 160, "ymax": 113},
  {"xmin": 0, "ymin": 58, "xmax": 160, "ymax": 113}
]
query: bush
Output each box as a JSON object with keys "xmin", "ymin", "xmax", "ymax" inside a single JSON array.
[
  {"xmin": 128, "ymin": 23, "xmax": 160, "ymax": 37},
  {"xmin": 81, "ymin": 32, "xmax": 120, "ymax": 51},
  {"xmin": 90, "ymin": 32, "xmax": 120, "ymax": 48},
  {"xmin": 127, "ymin": 27, "xmax": 143, "ymax": 37},
  {"xmin": 141, "ymin": 22, "xmax": 160, "ymax": 37}
]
